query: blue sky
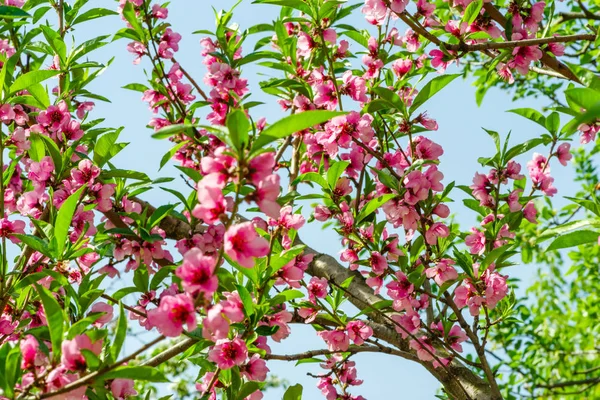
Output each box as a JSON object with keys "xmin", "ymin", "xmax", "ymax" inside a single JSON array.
[{"xmin": 79, "ymin": 0, "xmax": 579, "ymax": 398}]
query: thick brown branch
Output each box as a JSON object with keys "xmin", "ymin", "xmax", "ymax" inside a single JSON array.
[
  {"xmin": 264, "ymin": 345, "xmax": 407, "ymax": 361},
  {"xmin": 445, "ymin": 34, "xmax": 596, "ymax": 52}
]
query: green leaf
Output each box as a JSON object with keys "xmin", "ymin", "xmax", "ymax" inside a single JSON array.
[
  {"xmin": 372, "ymin": 87, "xmax": 406, "ymax": 111},
  {"xmin": 93, "ymin": 129, "xmax": 122, "ymax": 167},
  {"xmin": 508, "ymin": 108, "xmax": 546, "ymax": 129},
  {"xmin": 356, "ymin": 194, "xmax": 396, "ymax": 224},
  {"xmin": 10, "ymin": 69, "xmax": 61, "ymax": 94},
  {"xmin": 462, "ymin": 0, "xmax": 483, "ymax": 24},
  {"xmin": 283, "ymin": 384, "xmax": 303, "ymax": 400},
  {"xmin": 54, "ymin": 186, "xmax": 86, "ymax": 258},
  {"xmin": 270, "ymin": 245, "xmax": 306, "ymax": 272},
  {"xmin": 251, "ymin": 110, "xmax": 345, "ymax": 152},
  {"xmin": 72, "ymin": 8, "xmax": 118, "ymax": 25},
  {"xmin": 28, "ymin": 133, "xmax": 46, "ymax": 162},
  {"xmin": 100, "ymin": 366, "xmax": 169, "ymax": 382},
  {"xmin": 35, "ymin": 284, "xmax": 64, "ymax": 361},
  {"xmin": 235, "ymin": 284, "xmax": 255, "ymax": 317},
  {"xmin": 326, "ymin": 161, "xmax": 350, "ymax": 189},
  {"xmin": 565, "ymin": 88, "xmax": 600, "ymax": 111},
  {"xmin": 121, "ymin": 1, "xmax": 144, "ymax": 39},
  {"xmin": 39, "ymin": 134, "xmax": 63, "ymax": 174},
  {"xmin": 545, "ymin": 112, "xmax": 560, "ymax": 134},
  {"xmin": 295, "ymin": 172, "xmax": 327, "ymax": 189},
  {"xmin": 270, "ymin": 289, "xmax": 305, "ymax": 306},
  {"xmin": 111, "ymin": 304, "xmax": 127, "ymax": 361},
  {"xmin": 409, "ymin": 74, "xmax": 461, "ymax": 114},
  {"xmin": 0, "ymin": 5, "xmax": 30, "ymax": 18},
  {"xmin": 152, "ymin": 123, "xmax": 193, "ymax": 139},
  {"xmin": 226, "ymin": 109, "xmax": 250, "ymax": 151},
  {"xmin": 27, "ymin": 83, "xmax": 51, "ymax": 109},
  {"xmin": 237, "ymin": 382, "xmax": 260, "ymax": 400},
  {"xmin": 479, "ymin": 244, "xmax": 512, "ymax": 274},
  {"xmin": 148, "ymin": 204, "xmax": 177, "ymax": 229},
  {"xmin": 547, "ymin": 230, "xmax": 600, "ymax": 251}
]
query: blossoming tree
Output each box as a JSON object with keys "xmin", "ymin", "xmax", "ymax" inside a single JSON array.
[{"xmin": 0, "ymin": 0, "xmax": 599, "ymax": 399}]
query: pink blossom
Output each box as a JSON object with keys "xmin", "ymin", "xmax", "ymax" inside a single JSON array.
[
  {"xmin": 429, "ymin": 49, "xmax": 454, "ymax": 73},
  {"xmin": 454, "ymin": 280, "xmax": 484, "ymax": 316},
  {"xmin": 111, "ymin": 379, "xmax": 138, "ymax": 399},
  {"xmin": 346, "ymin": 320, "xmax": 373, "ymax": 345},
  {"xmin": 89, "ymin": 302, "xmax": 113, "ymax": 327},
  {"xmin": 319, "ymin": 330, "xmax": 350, "ymax": 351},
  {"xmin": 507, "ymin": 190, "xmax": 522, "ymax": 212},
  {"xmin": 341, "ymin": 71, "xmax": 368, "ymax": 103},
  {"xmin": 28, "ymin": 156, "xmax": 54, "ymax": 185},
  {"xmin": 37, "ymin": 101, "xmax": 70, "ymax": 131},
  {"xmin": 523, "ymin": 201, "xmax": 538, "ymax": 224},
  {"xmin": 254, "ymin": 174, "xmax": 281, "ymax": 219},
  {"xmin": 370, "ymin": 251, "xmax": 388, "ymax": 275},
  {"xmin": 390, "ymin": 0, "xmax": 409, "ymax": 13},
  {"xmin": 176, "ymin": 248, "xmax": 218, "ymax": 295},
  {"xmin": 307, "ymin": 276, "xmax": 329, "ymax": 302},
  {"xmin": 192, "ymin": 174, "xmax": 227, "ymax": 224},
  {"xmin": 425, "ymin": 222, "xmax": 449, "ymax": 245},
  {"xmin": 61, "ymin": 334, "xmax": 103, "ymax": 371},
  {"xmin": 248, "ymin": 152, "xmax": 275, "ymax": 184},
  {"xmin": 391, "ymin": 311, "xmax": 421, "ymax": 338},
  {"xmin": 392, "ymin": 58, "xmax": 412, "ymax": 76},
  {"xmin": 0, "ymin": 217, "xmax": 25, "ymax": 244},
  {"xmin": 425, "ymin": 259, "xmax": 458, "ymax": 286},
  {"xmin": 241, "ymin": 354, "xmax": 269, "ymax": 381},
  {"xmin": 465, "ymin": 228, "xmax": 486, "ymax": 255},
  {"xmin": 151, "ymin": 3, "xmax": 168, "ymax": 19},
  {"xmin": 483, "ymin": 270, "xmax": 508, "ymax": 308},
  {"xmin": 0, "ymin": 104, "xmax": 15, "ymax": 123},
  {"xmin": 202, "ymin": 304, "xmax": 230, "ymax": 341},
  {"xmin": 20, "ymin": 335, "xmax": 39, "ymax": 370},
  {"xmin": 314, "ymin": 205, "xmax": 332, "ymax": 221},
  {"xmin": 224, "ymin": 222, "xmax": 270, "ymax": 268},
  {"xmin": 362, "ymin": 0, "xmax": 387, "ymax": 25},
  {"xmin": 147, "ymin": 294, "xmax": 197, "ymax": 337},
  {"xmin": 208, "ymin": 337, "xmax": 248, "ymax": 369},
  {"xmin": 386, "ymin": 271, "xmax": 414, "ymax": 302},
  {"xmin": 556, "ymin": 143, "xmax": 572, "ymax": 166}
]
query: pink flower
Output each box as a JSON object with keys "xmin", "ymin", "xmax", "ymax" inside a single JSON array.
[
  {"xmin": 127, "ymin": 41, "xmax": 146, "ymax": 64},
  {"xmin": 254, "ymin": 174, "xmax": 281, "ymax": 219},
  {"xmin": 37, "ymin": 101, "xmax": 70, "ymax": 131},
  {"xmin": 0, "ymin": 217, "xmax": 25, "ymax": 244},
  {"xmin": 28, "ymin": 156, "xmax": 54, "ymax": 185},
  {"xmin": 386, "ymin": 271, "xmax": 414, "ymax": 302},
  {"xmin": 89, "ymin": 302, "xmax": 113, "ymax": 327},
  {"xmin": 390, "ymin": 0, "xmax": 409, "ymax": 13},
  {"xmin": 147, "ymin": 294, "xmax": 197, "ymax": 337},
  {"xmin": 176, "ymin": 248, "xmax": 218, "ymax": 295},
  {"xmin": 307, "ymin": 276, "xmax": 328, "ymax": 302},
  {"xmin": 192, "ymin": 174, "xmax": 227, "ymax": 224},
  {"xmin": 370, "ymin": 251, "xmax": 388, "ymax": 275},
  {"xmin": 362, "ymin": 0, "xmax": 387, "ymax": 25},
  {"xmin": 248, "ymin": 152, "xmax": 275, "ymax": 184},
  {"xmin": 346, "ymin": 320, "xmax": 373, "ymax": 345},
  {"xmin": 224, "ymin": 222, "xmax": 270, "ymax": 268},
  {"xmin": 483, "ymin": 270, "xmax": 508, "ymax": 308},
  {"xmin": 425, "ymin": 259, "xmax": 458, "ymax": 286},
  {"xmin": 507, "ymin": 190, "xmax": 522, "ymax": 212},
  {"xmin": 392, "ymin": 59, "xmax": 412, "ymax": 77},
  {"xmin": 314, "ymin": 205, "xmax": 332, "ymax": 221},
  {"xmin": 523, "ymin": 201, "xmax": 537, "ymax": 224},
  {"xmin": 0, "ymin": 104, "xmax": 15, "ymax": 123},
  {"xmin": 319, "ymin": 330, "xmax": 350, "ymax": 351},
  {"xmin": 202, "ymin": 304, "xmax": 230, "ymax": 341},
  {"xmin": 111, "ymin": 379, "xmax": 138, "ymax": 399},
  {"xmin": 556, "ymin": 143, "xmax": 572, "ymax": 166},
  {"xmin": 241, "ymin": 354, "xmax": 269, "ymax": 381},
  {"xmin": 465, "ymin": 228, "xmax": 486, "ymax": 255},
  {"xmin": 208, "ymin": 337, "xmax": 248, "ymax": 369},
  {"xmin": 61, "ymin": 334, "xmax": 103, "ymax": 371},
  {"xmin": 20, "ymin": 335, "xmax": 39, "ymax": 370},
  {"xmin": 454, "ymin": 280, "xmax": 484, "ymax": 316},
  {"xmin": 391, "ymin": 311, "xmax": 421, "ymax": 338},
  {"xmin": 425, "ymin": 222, "xmax": 449, "ymax": 245},
  {"xmin": 75, "ymin": 101, "xmax": 94, "ymax": 119},
  {"xmin": 429, "ymin": 49, "xmax": 454, "ymax": 73},
  {"xmin": 273, "ymin": 205, "xmax": 305, "ymax": 231}
]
